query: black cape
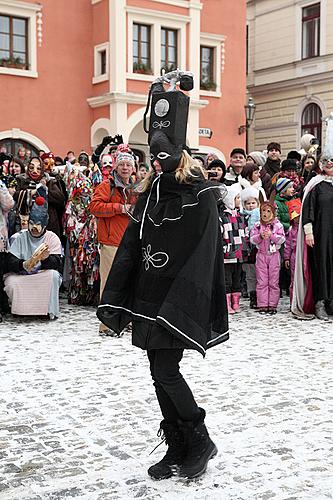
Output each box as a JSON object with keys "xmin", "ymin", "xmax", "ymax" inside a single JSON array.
[
  {"xmin": 97, "ymin": 173, "xmax": 229, "ymax": 356},
  {"xmin": 302, "ymin": 179, "xmax": 333, "ymax": 302}
]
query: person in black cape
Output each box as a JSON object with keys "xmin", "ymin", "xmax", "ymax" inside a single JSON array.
[{"xmin": 97, "ymin": 132, "xmax": 229, "ymax": 479}]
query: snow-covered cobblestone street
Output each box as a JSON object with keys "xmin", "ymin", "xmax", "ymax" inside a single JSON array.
[{"xmin": 1, "ymin": 298, "xmax": 332, "ymax": 500}]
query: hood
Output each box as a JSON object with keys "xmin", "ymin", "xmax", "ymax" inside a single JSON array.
[{"xmin": 223, "ymin": 183, "xmax": 242, "ymax": 210}]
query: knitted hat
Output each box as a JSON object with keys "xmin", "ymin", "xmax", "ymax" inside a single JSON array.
[
  {"xmin": 241, "ymin": 187, "xmax": 260, "ymax": 204},
  {"xmin": 288, "ymin": 198, "xmax": 302, "ymax": 220},
  {"xmin": 267, "ymin": 142, "xmax": 281, "ymax": 153},
  {"xmin": 281, "ymin": 159, "xmax": 298, "ymax": 172},
  {"xmin": 41, "ymin": 152, "xmax": 55, "ymax": 161},
  {"xmin": 276, "ymin": 177, "xmax": 293, "ymax": 194},
  {"xmin": 248, "ymin": 151, "xmax": 266, "ymax": 168},
  {"xmin": 29, "ymin": 196, "xmax": 49, "ymax": 227},
  {"xmin": 116, "ymin": 152, "xmax": 135, "ymax": 166},
  {"xmin": 230, "ymin": 148, "xmax": 246, "ymax": 158}
]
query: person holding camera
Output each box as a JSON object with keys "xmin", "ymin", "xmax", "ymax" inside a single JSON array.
[
  {"xmin": 89, "ymin": 151, "xmax": 138, "ymax": 336},
  {"xmin": 207, "ymin": 159, "xmax": 226, "ymax": 183}
]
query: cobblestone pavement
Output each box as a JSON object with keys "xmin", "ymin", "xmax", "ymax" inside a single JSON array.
[{"xmin": 0, "ymin": 298, "xmax": 332, "ymax": 500}]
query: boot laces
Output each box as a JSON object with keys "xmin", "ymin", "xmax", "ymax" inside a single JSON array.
[{"xmin": 149, "ymin": 428, "xmax": 166, "ymax": 456}]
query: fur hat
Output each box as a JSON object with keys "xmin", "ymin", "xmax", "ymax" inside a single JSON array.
[
  {"xmin": 267, "ymin": 142, "xmax": 281, "ymax": 153},
  {"xmin": 286, "ymin": 150, "xmax": 301, "ymax": 162},
  {"xmin": 248, "ymin": 151, "xmax": 266, "ymax": 168},
  {"xmin": 281, "ymin": 159, "xmax": 298, "ymax": 172},
  {"xmin": 276, "ymin": 177, "xmax": 294, "ymax": 194},
  {"xmin": 230, "ymin": 148, "xmax": 246, "ymax": 158},
  {"xmin": 209, "ymin": 159, "xmax": 226, "ymax": 176},
  {"xmin": 241, "ymin": 187, "xmax": 260, "ymax": 204}
]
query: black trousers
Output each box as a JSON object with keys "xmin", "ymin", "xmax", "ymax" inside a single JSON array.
[
  {"xmin": 224, "ymin": 262, "xmax": 242, "ymax": 294},
  {"xmin": 147, "ymin": 349, "xmax": 200, "ymax": 422}
]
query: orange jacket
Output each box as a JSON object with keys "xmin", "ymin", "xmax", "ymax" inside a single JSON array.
[{"xmin": 89, "ymin": 176, "xmax": 134, "ymax": 246}]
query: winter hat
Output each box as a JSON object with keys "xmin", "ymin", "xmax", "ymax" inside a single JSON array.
[
  {"xmin": 267, "ymin": 142, "xmax": 281, "ymax": 153},
  {"xmin": 248, "ymin": 151, "xmax": 266, "ymax": 168},
  {"xmin": 209, "ymin": 159, "xmax": 226, "ymax": 177},
  {"xmin": 276, "ymin": 177, "xmax": 294, "ymax": 194},
  {"xmin": 288, "ymin": 198, "xmax": 302, "ymax": 221},
  {"xmin": 40, "ymin": 152, "xmax": 55, "ymax": 162},
  {"xmin": 230, "ymin": 148, "xmax": 246, "ymax": 158},
  {"xmin": 287, "ymin": 150, "xmax": 301, "ymax": 162},
  {"xmin": 116, "ymin": 152, "xmax": 135, "ymax": 166},
  {"xmin": 281, "ymin": 159, "xmax": 298, "ymax": 172},
  {"xmin": 223, "ymin": 183, "xmax": 242, "ymax": 210},
  {"xmin": 241, "ymin": 186, "xmax": 260, "ymax": 204},
  {"xmin": 29, "ymin": 196, "xmax": 49, "ymax": 227}
]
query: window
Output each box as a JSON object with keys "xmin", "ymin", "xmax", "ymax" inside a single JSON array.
[
  {"xmin": 301, "ymin": 103, "xmax": 322, "ymax": 151},
  {"xmin": 302, "ymin": 3, "xmax": 320, "ymax": 59},
  {"xmin": 161, "ymin": 28, "xmax": 177, "ymax": 73},
  {"xmin": 0, "ymin": 14, "xmax": 28, "ymax": 69},
  {"xmin": 100, "ymin": 49, "xmax": 106, "ymax": 75},
  {"xmin": 0, "ymin": 138, "xmax": 39, "ymax": 158},
  {"xmin": 133, "ymin": 23, "xmax": 151, "ymax": 74},
  {"xmin": 200, "ymin": 46, "xmax": 216, "ymax": 91}
]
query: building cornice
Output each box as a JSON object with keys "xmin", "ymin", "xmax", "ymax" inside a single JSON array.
[
  {"xmin": 248, "ymin": 71, "xmax": 333, "ymax": 96},
  {"xmin": 0, "ymin": 0, "xmax": 41, "ymax": 11},
  {"xmin": 125, "ymin": 6, "xmax": 190, "ymax": 22},
  {"xmin": 87, "ymin": 92, "xmax": 208, "ymax": 109},
  {"xmin": 150, "ymin": 0, "xmax": 203, "ymax": 9}
]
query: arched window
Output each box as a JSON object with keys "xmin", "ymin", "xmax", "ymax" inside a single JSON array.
[
  {"xmin": 301, "ymin": 103, "xmax": 322, "ymax": 151},
  {"xmin": 0, "ymin": 138, "xmax": 40, "ymax": 158}
]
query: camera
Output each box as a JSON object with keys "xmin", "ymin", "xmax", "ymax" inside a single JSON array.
[{"xmin": 207, "ymin": 171, "xmax": 218, "ymax": 179}]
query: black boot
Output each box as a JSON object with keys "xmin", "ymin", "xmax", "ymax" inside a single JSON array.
[
  {"xmin": 179, "ymin": 408, "xmax": 217, "ymax": 479},
  {"xmin": 249, "ymin": 291, "xmax": 257, "ymax": 309},
  {"xmin": 148, "ymin": 420, "xmax": 186, "ymax": 480}
]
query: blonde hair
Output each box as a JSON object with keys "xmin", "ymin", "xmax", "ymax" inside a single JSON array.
[{"xmin": 140, "ymin": 151, "xmax": 204, "ymax": 192}]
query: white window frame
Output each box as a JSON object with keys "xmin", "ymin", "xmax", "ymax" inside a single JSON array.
[
  {"xmin": 295, "ymin": 0, "xmax": 326, "ymax": 61},
  {"xmin": 93, "ymin": 42, "xmax": 109, "ymax": 84},
  {"xmin": 199, "ymin": 33, "xmax": 225, "ymax": 98},
  {"xmin": 0, "ymin": 0, "xmax": 39, "ymax": 78},
  {"xmin": 126, "ymin": 6, "xmax": 188, "ymax": 82}
]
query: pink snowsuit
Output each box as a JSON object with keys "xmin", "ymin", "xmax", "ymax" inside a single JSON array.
[
  {"xmin": 284, "ymin": 224, "xmax": 298, "ymax": 304},
  {"xmin": 250, "ymin": 219, "xmax": 285, "ymax": 308}
]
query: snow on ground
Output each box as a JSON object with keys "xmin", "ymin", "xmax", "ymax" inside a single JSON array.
[{"xmin": 0, "ymin": 298, "xmax": 332, "ymax": 499}]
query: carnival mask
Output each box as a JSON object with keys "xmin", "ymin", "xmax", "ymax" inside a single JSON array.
[
  {"xmin": 28, "ymin": 197, "xmax": 48, "ymax": 237},
  {"xmin": 28, "ymin": 158, "xmax": 44, "ymax": 182},
  {"xmin": 260, "ymin": 202, "xmax": 276, "ymax": 224},
  {"xmin": 149, "ymin": 131, "xmax": 183, "ymax": 173}
]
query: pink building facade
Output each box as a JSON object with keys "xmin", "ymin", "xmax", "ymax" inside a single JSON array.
[{"xmin": 0, "ymin": 0, "xmax": 246, "ymax": 162}]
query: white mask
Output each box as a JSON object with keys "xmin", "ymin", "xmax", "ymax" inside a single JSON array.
[{"xmin": 101, "ymin": 154, "xmax": 113, "ymax": 168}]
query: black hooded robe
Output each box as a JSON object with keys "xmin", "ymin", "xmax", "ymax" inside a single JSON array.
[
  {"xmin": 302, "ymin": 179, "xmax": 333, "ymax": 302},
  {"xmin": 97, "ymin": 173, "xmax": 229, "ymax": 357}
]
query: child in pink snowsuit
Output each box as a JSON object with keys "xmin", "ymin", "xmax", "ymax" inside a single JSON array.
[
  {"xmin": 284, "ymin": 200, "xmax": 301, "ymax": 305},
  {"xmin": 250, "ymin": 202, "xmax": 285, "ymax": 314}
]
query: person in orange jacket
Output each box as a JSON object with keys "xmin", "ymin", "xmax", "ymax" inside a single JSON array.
[{"xmin": 89, "ymin": 152, "xmax": 137, "ymax": 335}]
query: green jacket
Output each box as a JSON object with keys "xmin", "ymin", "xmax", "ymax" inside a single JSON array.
[{"xmin": 275, "ymin": 193, "xmax": 290, "ymax": 231}]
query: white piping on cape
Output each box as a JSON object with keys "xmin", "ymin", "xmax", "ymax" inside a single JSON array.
[
  {"xmin": 156, "ymin": 315, "xmax": 206, "ymax": 355},
  {"xmin": 207, "ymin": 330, "xmax": 229, "ymax": 345},
  {"xmin": 147, "ymin": 185, "xmax": 222, "ymax": 227},
  {"xmin": 98, "ymin": 304, "xmax": 155, "ymax": 322},
  {"xmin": 139, "ymin": 173, "xmax": 162, "ymax": 240}
]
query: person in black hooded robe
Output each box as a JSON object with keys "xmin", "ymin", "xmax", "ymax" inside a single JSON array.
[{"xmin": 97, "ymin": 75, "xmax": 229, "ymax": 481}]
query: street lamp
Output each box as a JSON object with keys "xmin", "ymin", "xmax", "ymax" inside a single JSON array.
[{"xmin": 238, "ymin": 96, "xmax": 256, "ymax": 135}]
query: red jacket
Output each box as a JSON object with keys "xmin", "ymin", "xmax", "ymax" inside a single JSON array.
[{"xmin": 89, "ymin": 176, "xmax": 135, "ymax": 246}]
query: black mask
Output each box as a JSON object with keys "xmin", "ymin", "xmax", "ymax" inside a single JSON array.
[{"xmin": 150, "ymin": 131, "xmax": 183, "ymax": 173}]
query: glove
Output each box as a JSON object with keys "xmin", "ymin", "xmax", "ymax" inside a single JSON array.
[{"xmin": 102, "ymin": 136, "xmax": 113, "ymax": 147}]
